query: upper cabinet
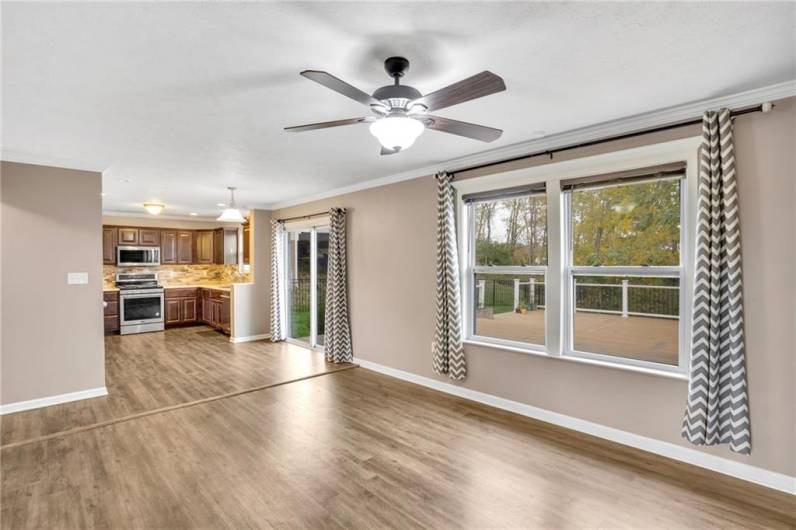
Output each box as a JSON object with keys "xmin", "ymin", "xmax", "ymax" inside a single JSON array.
[
  {"xmin": 118, "ymin": 227, "xmax": 138, "ymax": 245},
  {"xmin": 242, "ymin": 221, "xmax": 251, "ymax": 265},
  {"xmin": 139, "ymin": 229, "xmax": 160, "ymax": 246},
  {"xmin": 213, "ymin": 228, "xmax": 224, "ymax": 264},
  {"xmin": 103, "ymin": 227, "xmax": 117, "ymax": 264},
  {"xmin": 177, "ymin": 231, "xmax": 193, "ymax": 264},
  {"xmin": 161, "ymin": 230, "xmax": 178, "ymax": 264},
  {"xmin": 195, "ymin": 230, "xmax": 214, "ymax": 264},
  {"xmin": 104, "ymin": 225, "xmax": 234, "ymax": 266}
]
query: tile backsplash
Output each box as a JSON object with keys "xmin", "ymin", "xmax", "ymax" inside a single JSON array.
[{"xmin": 104, "ymin": 264, "xmax": 251, "ymax": 289}]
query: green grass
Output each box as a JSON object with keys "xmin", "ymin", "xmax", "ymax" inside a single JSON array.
[
  {"xmin": 291, "ymin": 311, "xmax": 311, "ymax": 339},
  {"xmin": 290, "ymin": 306, "xmax": 325, "ymax": 340}
]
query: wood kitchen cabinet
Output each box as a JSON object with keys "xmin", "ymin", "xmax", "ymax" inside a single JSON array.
[
  {"xmin": 161, "ymin": 230, "xmax": 178, "ymax": 264},
  {"xmin": 195, "ymin": 230, "xmax": 214, "ymax": 264},
  {"xmin": 102, "ymin": 227, "xmax": 117, "ymax": 264},
  {"xmin": 177, "ymin": 231, "xmax": 193, "ymax": 263},
  {"xmin": 182, "ymin": 297, "xmax": 197, "ymax": 323},
  {"xmin": 139, "ymin": 228, "xmax": 160, "ymax": 246},
  {"xmin": 213, "ymin": 229, "xmax": 224, "ymax": 264},
  {"xmin": 118, "ymin": 227, "xmax": 139, "ymax": 245},
  {"xmin": 242, "ymin": 221, "xmax": 251, "ymax": 265},
  {"xmin": 198, "ymin": 288, "xmax": 230, "ymax": 334},
  {"xmin": 165, "ymin": 299, "xmax": 182, "ymax": 325},
  {"xmin": 103, "ymin": 291, "xmax": 120, "ymax": 333},
  {"xmin": 164, "ymin": 288, "xmax": 199, "ymax": 328}
]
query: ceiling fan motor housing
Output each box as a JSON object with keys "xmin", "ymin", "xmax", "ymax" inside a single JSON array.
[
  {"xmin": 372, "ymin": 84, "xmax": 422, "ymax": 111},
  {"xmin": 384, "ymin": 56, "xmax": 410, "ymax": 78}
]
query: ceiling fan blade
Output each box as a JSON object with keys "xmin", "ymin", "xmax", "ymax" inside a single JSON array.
[
  {"xmin": 284, "ymin": 117, "xmax": 373, "ymax": 132},
  {"xmin": 380, "ymin": 146, "xmax": 400, "ymax": 156},
  {"xmin": 425, "ymin": 115, "xmax": 503, "ymax": 142},
  {"xmin": 300, "ymin": 70, "xmax": 385, "ymax": 108},
  {"xmin": 410, "ymin": 71, "xmax": 506, "ymax": 112}
]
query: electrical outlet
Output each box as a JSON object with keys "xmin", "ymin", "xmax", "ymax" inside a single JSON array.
[
  {"xmin": 431, "ymin": 340, "xmax": 435, "ymax": 352},
  {"xmin": 67, "ymin": 272, "xmax": 89, "ymax": 285}
]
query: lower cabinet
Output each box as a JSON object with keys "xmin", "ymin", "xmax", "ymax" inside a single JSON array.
[
  {"xmin": 103, "ymin": 291, "xmax": 119, "ymax": 333},
  {"xmin": 198, "ymin": 288, "xmax": 231, "ymax": 334},
  {"xmin": 164, "ymin": 288, "xmax": 200, "ymax": 328},
  {"xmin": 166, "ymin": 287, "xmax": 229, "ymax": 334}
]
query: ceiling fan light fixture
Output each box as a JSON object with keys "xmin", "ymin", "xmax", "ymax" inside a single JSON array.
[
  {"xmin": 216, "ymin": 187, "xmax": 247, "ymax": 223},
  {"xmin": 369, "ymin": 116, "xmax": 424, "ymax": 151}
]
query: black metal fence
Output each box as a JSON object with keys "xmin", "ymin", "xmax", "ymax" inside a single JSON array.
[
  {"xmin": 476, "ymin": 277, "xmax": 678, "ymax": 317},
  {"xmin": 289, "ymin": 278, "xmax": 327, "ymax": 312},
  {"xmin": 475, "ymin": 278, "xmax": 546, "ymax": 312}
]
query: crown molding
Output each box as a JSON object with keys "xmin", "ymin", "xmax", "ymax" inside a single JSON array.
[{"xmin": 267, "ymin": 79, "xmax": 796, "ymax": 210}]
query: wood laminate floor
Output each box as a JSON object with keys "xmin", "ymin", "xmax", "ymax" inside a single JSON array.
[
  {"xmin": 2, "ymin": 366, "xmax": 794, "ymax": 529},
  {"xmin": 1, "ymin": 327, "xmax": 352, "ymax": 447}
]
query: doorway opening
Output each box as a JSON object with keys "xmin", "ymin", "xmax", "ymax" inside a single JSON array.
[{"xmin": 286, "ymin": 225, "xmax": 329, "ymax": 349}]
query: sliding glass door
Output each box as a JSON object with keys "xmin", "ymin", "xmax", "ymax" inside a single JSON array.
[{"xmin": 287, "ymin": 225, "xmax": 328, "ymax": 349}]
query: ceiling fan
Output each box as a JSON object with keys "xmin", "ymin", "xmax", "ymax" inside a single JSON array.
[{"xmin": 285, "ymin": 56, "xmax": 506, "ymax": 155}]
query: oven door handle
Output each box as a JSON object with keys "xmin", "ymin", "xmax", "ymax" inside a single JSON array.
[{"xmin": 121, "ymin": 293, "xmax": 164, "ymax": 299}]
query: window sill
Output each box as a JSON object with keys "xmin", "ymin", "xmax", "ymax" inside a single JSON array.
[{"xmin": 463, "ymin": 338, "xmax": 689, "ymax": 381}]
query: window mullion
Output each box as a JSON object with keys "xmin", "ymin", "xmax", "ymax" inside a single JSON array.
[{"xmin": 546, "ymin": 180, "xmax": 563, "ymax": 356}]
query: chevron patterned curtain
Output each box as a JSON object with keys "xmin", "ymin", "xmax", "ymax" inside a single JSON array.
[
  {"xmin": 433, "ymin": 172, "xmax": 466, "ymax": 380},
  {"xmin": 682, "ymin": 109, "xmax": 750, "ymax": 454},
  {"xmin": 324, "ymin": 208, "xmax": 353, "ymax": 363},
  {"xmin": 270, "ymin": 219, "xmax": 286, "ymax": 342}
]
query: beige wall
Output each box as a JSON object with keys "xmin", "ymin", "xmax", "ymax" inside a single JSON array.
[
  {"xmin": 274, "ymin": 97, "xmax": 796, "ymax": 477},
  {"xmin": 232, "ymin": 209, "xmax": 271, "ymax": 338},
  {"xmin": 1, "ymin": 162, "xmax": 106, "ymax": 404}
]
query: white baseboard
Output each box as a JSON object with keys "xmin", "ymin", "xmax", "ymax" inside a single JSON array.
[
  {"xmin": 229, "ymin": 333, "xmax": 271, "ymax": 344},
  {"xmin": 353, "ymin": 357, "xmax": 796, "ymax": 496},
  {"xmin": 0, "ymin": 386, "xmax": 108, "ymax": 415}
]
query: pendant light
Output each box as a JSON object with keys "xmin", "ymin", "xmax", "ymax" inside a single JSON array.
[{"xmin": 216, "ymin": 187, "xmax": 246, "ymax": 223}]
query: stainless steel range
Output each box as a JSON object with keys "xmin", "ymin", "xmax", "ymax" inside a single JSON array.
[{"xmin": 116, "ymin": 272, "xmax": 164, "ymax": 335}]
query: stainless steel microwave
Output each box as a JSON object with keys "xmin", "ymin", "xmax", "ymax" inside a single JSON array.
[{"xmin": 117, "ymin": 246, "xmax": 161, "ymax": 267}]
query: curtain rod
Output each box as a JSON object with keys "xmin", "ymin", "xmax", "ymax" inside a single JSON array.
[
  {"xmin": 452, "ymin": 103, "xmax": 771, "ymax": 176},
  {"xmin": 276, "ymin": 211, "xmax": 329, "ymax": 223}
]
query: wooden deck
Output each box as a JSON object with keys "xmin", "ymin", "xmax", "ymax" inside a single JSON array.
[{"xmin": 476, "ymin": 310, "xmax": 679, "ymax": 365}]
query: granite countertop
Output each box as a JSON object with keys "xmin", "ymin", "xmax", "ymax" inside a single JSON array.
[
  {"xmin": 103, "ymin": 283, "xmax": 252, "ymax": 292},
  {"xmin": 163, "ymin": 284, "xmax": 231, "ymax": 291}
]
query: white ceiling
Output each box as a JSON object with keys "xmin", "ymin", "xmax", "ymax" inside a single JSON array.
[{"xmin": 2, "ymin": 2, "xmax": 794, "ymax": 218}]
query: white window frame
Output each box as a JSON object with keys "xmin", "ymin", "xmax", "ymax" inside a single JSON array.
[
  {"xmin": 455, "ymin": 136, "xmax": 700, "ymax": 378},
  {"xmin": 466, "ymin": 192, "xmax": 548, "ymax": 353}
]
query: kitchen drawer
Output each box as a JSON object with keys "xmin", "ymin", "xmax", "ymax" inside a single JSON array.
[
  {"xmin": 165, "ymin": 288, "xmax": 198, "ymax": 299},
  {"xmin": 104, "ymin": 300, "xmax": 119, "ymax": 317},
  {"xmin": 103, "ymin": 291, "xmax": 119, "ymax": 302},
  {"xmin": 208, "ymin": 289, "xmax": 224, "ymax": 300}
]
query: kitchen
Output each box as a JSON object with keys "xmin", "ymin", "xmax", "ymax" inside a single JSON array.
[{"xmin": 102, "ymin": 218, "xmax": 254, "ymax": 337}]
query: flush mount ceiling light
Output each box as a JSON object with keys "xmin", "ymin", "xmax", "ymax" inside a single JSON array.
[
  {"xmin": 285, "ymin": 56, "xmax": 506, "ymax": 155},
  {"xmin": 142, "ymin": 202, "xmax": 165, "ymax": 215},
  {"xmin": 216, "ymin": 187, "xmax": 247, "ymax": 223}
]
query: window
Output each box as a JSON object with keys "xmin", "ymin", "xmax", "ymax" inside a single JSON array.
[
  {"xmin": 564, "ymin": 173, "xmax": 684, "ymax": 368},
  {"xmin": 466, "ymin": 185, "xmax": 547, "ymax": 349},
  {"xmin": 457, "ymin": 138, "xmax": 698, "ymax": 376}
]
